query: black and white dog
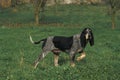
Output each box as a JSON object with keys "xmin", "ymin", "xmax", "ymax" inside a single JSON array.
[{"xmin": 30, "ymin": 28, "xmax": 94, "ymax": 68}]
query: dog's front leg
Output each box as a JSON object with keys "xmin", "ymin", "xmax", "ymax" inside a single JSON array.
[
  {"xmin": 54, "ymin": 53, "xmax": 59, "ymax": 67},
  {"xmin": 70, "ymin": 52, "xmax": 75, "ymax": 67},
  {"xmin": 76, "ymin": 52, "xmax": 86, "ymax": 61}
]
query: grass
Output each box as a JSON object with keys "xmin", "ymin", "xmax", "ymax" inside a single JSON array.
[{"xmin": 0, "ymin": 4, "xmax": 120, "ymax": 80}]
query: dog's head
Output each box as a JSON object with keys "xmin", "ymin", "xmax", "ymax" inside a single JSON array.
[{"xmin": 80, "ymin": 28, "xmax": 94, "ymax": 48}]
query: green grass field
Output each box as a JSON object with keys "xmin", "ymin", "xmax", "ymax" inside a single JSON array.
[{"xmin": 0, "ymin": 5, "xmax": 120, "ymax": 80}]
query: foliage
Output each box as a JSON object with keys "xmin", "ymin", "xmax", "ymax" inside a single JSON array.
[
  {"xmin": 0, "ymin": 0, "xmax": 11, "ymax": 8},
  {"xmin": 1, "ymin": 4, "xmax": 120, "ymax": 27},
  {"xmin": 31, "ymin": 0, "xmax": 47, "ymax": 25},
  {"xmin": 105, "ymin": 0, "xmax": 120, "ymax": 11},
  {"xmin": 105, "ymin": 0, "xmax": 120, "ymax": 29}
]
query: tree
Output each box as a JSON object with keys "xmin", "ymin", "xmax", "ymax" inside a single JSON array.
[
  {"xmin": 31, "ymin": 0, "xmax": 47, "ymax": 25},
  {"xmin": 105, "ymin": 0, "xmax": 120, "ymax": 29},
  {"xmin": 11, "ymin": 0, "xmax": 17, "ymax": 7}
]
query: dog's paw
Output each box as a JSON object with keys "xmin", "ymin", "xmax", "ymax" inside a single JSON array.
[{"xmin": 71, "ymin": 63, "xmax": 75, "ymax": 67}]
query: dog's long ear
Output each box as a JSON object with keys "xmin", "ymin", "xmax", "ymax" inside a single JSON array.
[
  {"xmin": 89, "ymin": 32, "xmax": 94, "ymax": 46},
  {"xmin": 80, "ymin": 30, "xmax": 87, "ymax": 48}
]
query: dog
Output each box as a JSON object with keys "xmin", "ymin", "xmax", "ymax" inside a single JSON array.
[{"xmin": 30, "ymin": 28, "xmax": 94, "ymax": 68}]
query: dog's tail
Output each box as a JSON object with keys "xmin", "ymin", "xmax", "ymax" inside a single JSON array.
[{"xmin": 30, "ymin": 35, "xmax": 43, "ymax": 44}]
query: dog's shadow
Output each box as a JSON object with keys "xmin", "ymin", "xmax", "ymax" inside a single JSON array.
[
  {"xmin": 58, "ymin": 56, "xmax": 87, "ymax": 66},
  {"xmin": 58, "ymin": 56, "xmax": 69, "ymax": 66}
]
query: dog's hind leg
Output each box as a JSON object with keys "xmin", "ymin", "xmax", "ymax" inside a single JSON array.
[
  {"xmin": 33, "ymin": 51, "xmax": 50, "ymax": 69},
  {"xmin": 52, "ymin": 49, "xmax": 60, "ymax": 67}
]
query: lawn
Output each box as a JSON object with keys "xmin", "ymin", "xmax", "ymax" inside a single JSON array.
[{"xmin": 0, "ymin": 4, "xmax": 120, "ymax": 80}]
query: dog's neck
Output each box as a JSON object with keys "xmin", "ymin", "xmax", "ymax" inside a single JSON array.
[{"xmin": 73, "ymin": 34, "xmax": 83, "ymax": 49}]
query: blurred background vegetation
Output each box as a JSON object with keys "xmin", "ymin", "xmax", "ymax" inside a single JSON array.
[{"xmin": 0, "ymin": 0, "xmax": 120, "ymax": 29}]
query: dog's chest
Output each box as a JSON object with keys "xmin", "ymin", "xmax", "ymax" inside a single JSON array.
[{"xmin": 70, "ymin": 34, "xmax": 83, "ymax": 52}]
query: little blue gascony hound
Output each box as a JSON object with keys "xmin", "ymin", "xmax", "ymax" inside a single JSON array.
[{"xmin": 30, "ymin": 28, "xmax": 94, "ymax": 68}]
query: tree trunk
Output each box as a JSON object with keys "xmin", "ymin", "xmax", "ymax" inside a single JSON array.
[
  {"xmin": 32, "ymin": 0, "xmax": 46, "ymax": 25},
  {"xmin": 11, "ymin": 0, "xmax": 17, "ymax": 7},
  {"xmin": 35, "ymin": 7, "xmax": 40, "ymax": 25},
  {"xmin": 35, "ymin": 12, "xmax": 39, "ymax": 25},
  {"xmin": 111, "ymin": 14, "xmax": 115, "ymax": 29},
  {"xmin": 111, "ymin": 10, "xmax": 116, "ymax": 29}
]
